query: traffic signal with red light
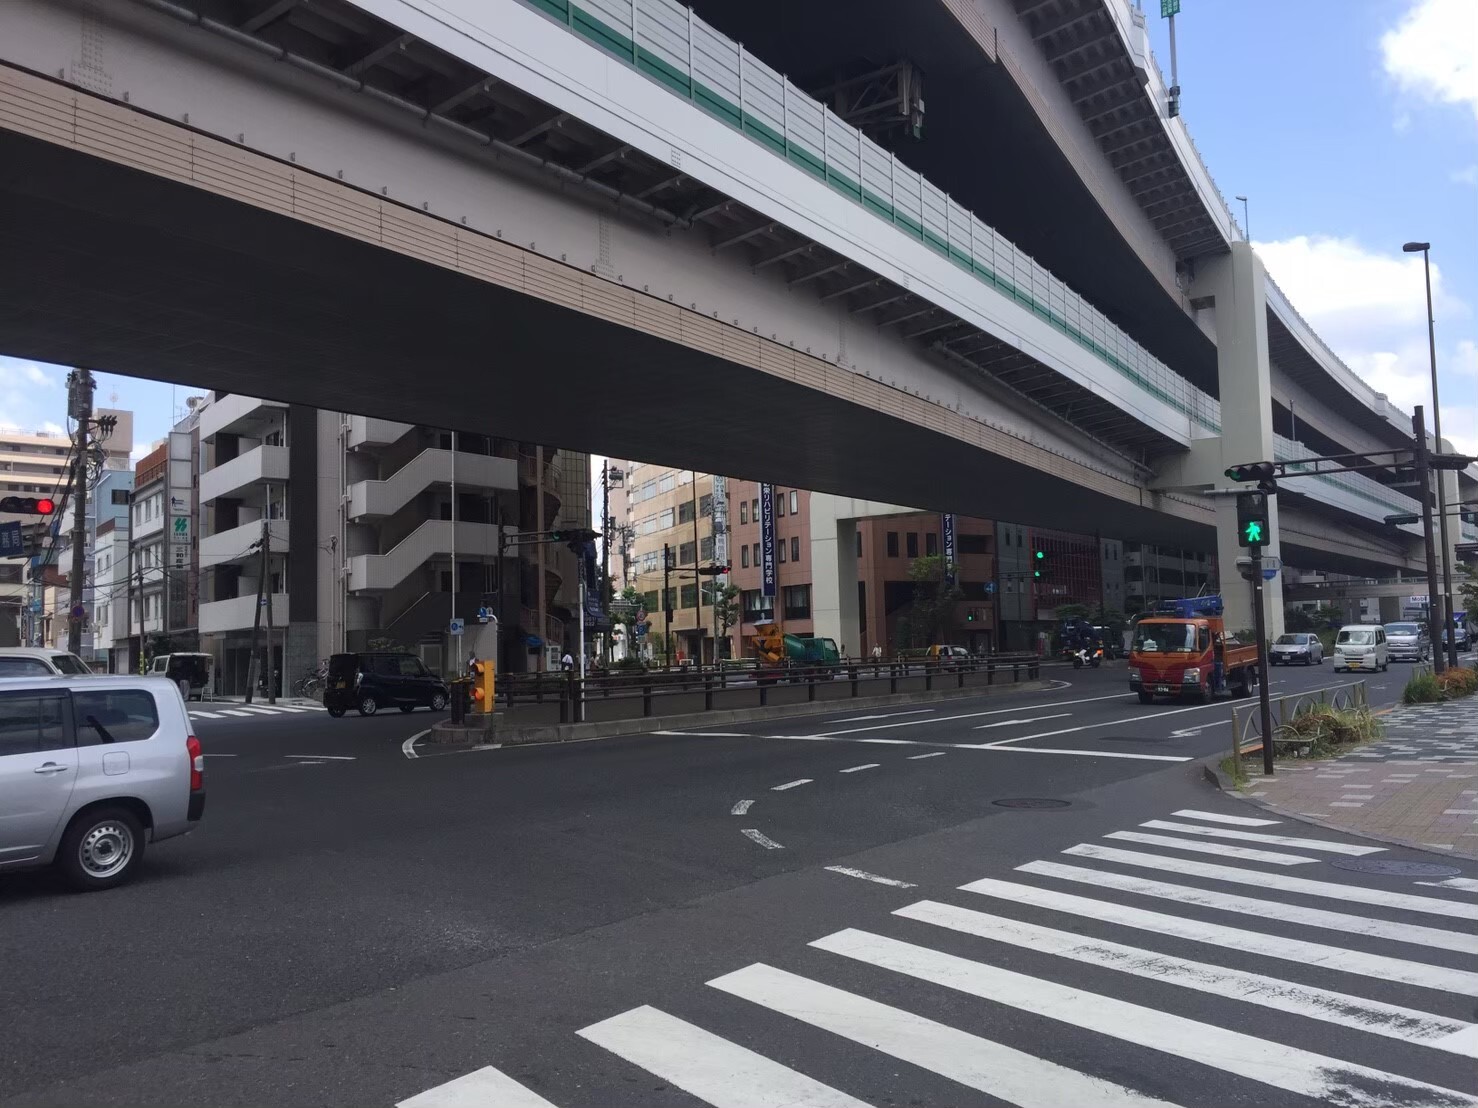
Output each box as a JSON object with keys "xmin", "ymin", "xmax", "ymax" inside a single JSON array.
[
  {"xmin": 470, "ymin": 659, "xmax": 495, "ymax": 713},
  {"xmin": 0, "ymin": 496, "xmax": 56, "ymax": 514},
  {"xmin": 696, "ymin": 564, "xmax": 730, "ymax": 576}
]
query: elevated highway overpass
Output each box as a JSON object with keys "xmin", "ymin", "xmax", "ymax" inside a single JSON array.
[{"xmin": 0, "ymin": 0, "xmax": 1472, "ymax": 648}]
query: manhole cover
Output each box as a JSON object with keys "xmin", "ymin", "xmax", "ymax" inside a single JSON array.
[
  {"xmin": 992, "ymin": 798, "xmax": 1071, "ymax": 810},
  {"xmin": 1327, "ymin": 858, "xmax": 1463, "ymax": 878}
]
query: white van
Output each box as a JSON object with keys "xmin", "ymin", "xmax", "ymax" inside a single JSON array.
[{"xmin": 1333, "ymin": 625, "xmax": 1388, "ymax": 673}]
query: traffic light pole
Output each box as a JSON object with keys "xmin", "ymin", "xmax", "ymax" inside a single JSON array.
[
  {"xmin": 1413, "ymin": 406, "xmax": 1446, "ymax": 675},
  {"xmin": 1251, "ymin": 552, "xmax": 1274, "ymax": 776}
]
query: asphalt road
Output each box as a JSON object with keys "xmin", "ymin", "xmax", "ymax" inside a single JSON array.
[{"xmin": 3, "ymin": 659, "xmax": 1473, "ymax": 1107}]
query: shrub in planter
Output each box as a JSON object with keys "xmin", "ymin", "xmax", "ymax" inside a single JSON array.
[{"xmin": 1404, "ymin": 672, "xmax": 1442, "ymax": 704}]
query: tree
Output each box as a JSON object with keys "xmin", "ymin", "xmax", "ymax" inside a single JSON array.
[
  {"xmin": 1459, "ymin": 575, "xmax": 1478, "ymax": 619},
  {"xmin": 712, "ymin": 584, "xmax": 741, "ymax": 657},
  {"xmin": 1054, "ymin": 603, "xmax": 1090, "ymax": 622},
  {"xmin": 897, "ymin": 555, "xmax": 964, "ymax": 647}
]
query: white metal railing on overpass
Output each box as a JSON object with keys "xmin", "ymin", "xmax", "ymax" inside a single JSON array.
[{"xmin": 520, "ymin": 0, "xmax": 1223, "ymax": 436}]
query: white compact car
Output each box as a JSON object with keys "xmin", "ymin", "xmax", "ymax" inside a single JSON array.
[
  {"xmin": 0, "ymin": 675, "xmax": 204, "ymax": 890},
  {"xmin": 1332, "ymin": 625, "xmax": 1388, "ymax": 673},
  {"xmin": 0, "ymin": 648, "xmax": 93, "ymax": 678}
]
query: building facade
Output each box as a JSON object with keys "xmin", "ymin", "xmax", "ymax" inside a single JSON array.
[{"xmin": 195, "ymin": 393, "xmax": 589, "ymax": 693}]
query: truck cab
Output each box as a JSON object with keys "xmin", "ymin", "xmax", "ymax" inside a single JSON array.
[{"xmin": 1128, "ymin": 596, "xmax": 1259, "ymax": 705}]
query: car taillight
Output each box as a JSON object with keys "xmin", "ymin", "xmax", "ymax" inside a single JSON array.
[{"xmin": 186, "ymin": 735, "xmax": 203, "ymax": 792}]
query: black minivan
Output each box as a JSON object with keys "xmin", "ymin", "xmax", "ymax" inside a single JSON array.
[{"xmin": 324, "ymin": 652, "xmax": 450, "ymax": 717}]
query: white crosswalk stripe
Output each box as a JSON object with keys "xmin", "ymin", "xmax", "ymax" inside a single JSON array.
[
  {"xmin": 188, "ymin": 702, "xmax": 328, "ymax": 723},
  {"xmin": 395, "ymin": 806, "xmax": 1478, "ymax": 1107}
]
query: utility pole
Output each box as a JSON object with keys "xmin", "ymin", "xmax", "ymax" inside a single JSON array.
[
  {"xmin": 66, "ymin": 369, "xmax": 95, "ymax": 656},
  {"xmin": 136, "ymin": 559, "xmax": 145, "ymax": 675},
  {"xmin": 1251, "ymin": 551, "xmax": 1274, "ymax": 776},
  {"xmin": 245, "ymin": 517, "xmax": 269, "ymax": 702},
  {"xmin": 264, "ymin": 506, "xmax": 276, "ymax": 705},
  {"xmin": 1413, "ymin": 406, "xmax": 1446, "ymax": 675}
]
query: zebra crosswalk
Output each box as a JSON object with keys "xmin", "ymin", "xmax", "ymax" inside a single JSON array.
[
  {"xmin": 395, "ymin": 806, "xmax": 1478, "ymax": 1108},
  {"xmin": 187, "ymin": 701, "xmax": 329, "ymax": 722}
]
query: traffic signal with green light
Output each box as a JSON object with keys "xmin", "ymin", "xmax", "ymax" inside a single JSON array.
[
  {"xmin": 1032, "ymin": 546, "xmax": 1049, "ymax": 580},
  {"xmin": 1236, "ymin": 491, "xmax": 1270, "ymax": 548}
]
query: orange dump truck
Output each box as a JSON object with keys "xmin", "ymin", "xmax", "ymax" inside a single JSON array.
[{"xmin": 1128, "ymin": 596, "xmax": 1260, "ymax": 704}]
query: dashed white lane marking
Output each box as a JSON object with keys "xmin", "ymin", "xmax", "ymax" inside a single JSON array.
[
  {"xmin": 975, "ymin": 699, "xmax": 1238, "ymax": 748},
  {"xmin": 731, "ymin": 799, "xmax": 754, "ymax": 815},
  {"xmin": 285, "ymin": 754, "xmax": 356, "ymax": 761},
  {"xmin": 741, "ymin": 829, "xmax": 785, "ymax": 850},
  {"xmin": 1103, "ymin": 830, "xmax": 1317, "ymax": 866},
  {"xmin": 973, "ymin": 713, "xmax": 1071, "ymax": 730},
  {"xmin": 402, "ymin": 729, "xmax": 429, "ymax": 759},
  {"xmin": 828, "ymin": 709, "xmax": 935, "ymax": 723},
  {"xmin": 650, "ymin": 730, "xmax": 754, "ymax": 737},
  {"xmin": 396, "ymin": 1063, "xmax": 560, "ymax": 1108},
  {"xmin": 202, "ymin": 753, "xmax": 239, "ymax": 758},
  {"xmin": 188, "ymin": 711, "xmax": 224, "ymax": 719},
  {"xmin": 895, "ymin": 901, "xmax": 1478, "ymax": 1056},
  {"xmin": 1022, "ymin": 859, "xmax": 1478, "ymax": 954},
  {"xmin": 961, "ymin": 877, "xmax": 1478, "ymax": 996},
  {"xmin": 1136, "ymin": 821, "xmax": 1387, "ymax": 856},
  {"xmin": 811, "ymin": 928, "xmax": 1478, "ymax": 1104},
  {"xmin": 838, "ymin": 763, "xmax": 879, "ymax": 774},
  {"xmin": 908, "ymin": 751, "xmax": 947, "ymax": 760},
  {"xmin": 577, "ymin": 1005, "xmax": 869, "ymax": 1108},
  {"xmin": 216, "ymin": 709, "xmax": 255, "ymax": 717},
  {"xmin": 1063, "ymin": 843, "xmax": 1478, "ymax": 921},
  {"xmin": 824, "ymin": 866, "xmax": 917, "ymax": 888},
  {"xmin": 709, "ymin": 963, "xmax": 1175, "ymax": 1108},
  {"xmin": 771, "ymin": 778, "xmax": 812, "ymax": 791}
]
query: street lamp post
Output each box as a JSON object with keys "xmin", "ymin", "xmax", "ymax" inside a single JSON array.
[
  {"xmin": 1404, "ymin": 241, "xmax": 1458, "ymax": 668},
  {"xmin": 600, "ymin": 462, "xmax": 623, "ymax": 662}
]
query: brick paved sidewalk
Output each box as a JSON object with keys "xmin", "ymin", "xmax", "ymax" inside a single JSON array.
[{"xmin": 1236, "ymin": 697, "xmax": 1478, "ymax": 859}]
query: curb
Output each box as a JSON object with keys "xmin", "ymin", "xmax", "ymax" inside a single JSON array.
[
  {"xmin": 432, "ymin": 678, "xmax": 1054, "ymax": 748},
  {"xmin": 1200, "ymin": 752, "xmax": 1478, "ymax": 862}
]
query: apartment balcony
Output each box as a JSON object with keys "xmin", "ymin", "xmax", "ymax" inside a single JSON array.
[
  {"xmin": 198, "ymin": 393, "xmax": 288, "ymax": 443},
  {"xmin": 200, "ymin": 444, "xmax": 290, "ymax": 504},
  {"xmin": 199, "ymin": 518, "xmax": 288, "ymax": 569},
  {"xmin": 346, "ymin": 521, "xmax": 511, "ymax": 594},
  {"xmin": 346, "ymin": 416, "xmax": 414, "ymax": 450},
  {"xmin": 199, "ymin": 592, "xmax": 288, "ymax": 634},
  {"xmin": 347, "ymin": 449, "xmax": 516, "ymax": 521}
]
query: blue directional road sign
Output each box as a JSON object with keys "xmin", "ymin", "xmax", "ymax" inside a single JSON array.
[{"xmin": 449, "ymin": 617, "xmax": 465, "ymax": 636}]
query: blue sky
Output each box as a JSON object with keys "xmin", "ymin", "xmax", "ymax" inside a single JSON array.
[{"xmin": 0, "ymin": 0, "xmax": 1473, "ymax": 457}]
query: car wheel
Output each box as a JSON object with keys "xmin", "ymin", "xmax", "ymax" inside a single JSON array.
[
  {"xmin": 429, "ymin": 692, "xmax": 448, "ymax": 711},
  {"xmin": 57, "ymin": 806, "xmax": 145, "ymax": 891},
  {"xmin": 327, "ymin": 707, "xmax": 345, "ymax": 718},
  {"xmin": 358, "ymin": 695, "xmax": 379, "ymax": 716},
  {"xmin": 1316, "ymin": 655, "xmax": 1323, "ymax": 664},
  {"xmin": 399, "ymin": 705, "xmax": 415, "ymax": 713},
  {"xmin": 1137, "ymin": 691, "xmax": 1154, "ymax": 704}
]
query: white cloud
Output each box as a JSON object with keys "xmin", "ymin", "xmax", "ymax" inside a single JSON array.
[
  {"xmin": 1257, "ymin": 235, "xmax": 1477, "ymax": 455},
  {"xmin": 1381, "ymin": 0, "xmax": 1478, "ymax": 125},
  {"xmin": 1453, "ymin": 165, "xmax": 1478, "ymax": 186}
]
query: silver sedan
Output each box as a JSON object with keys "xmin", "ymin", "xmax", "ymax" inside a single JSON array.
[{"xmin": 1270, "ymin": 633, "xmax": 1323, "ymax": 665}]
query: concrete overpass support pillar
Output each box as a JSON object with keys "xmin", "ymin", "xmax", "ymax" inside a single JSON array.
[
  {"xmin": 1196, "ymin": 242, "xmax": 1285, "ymax": 640},
  {"xmin": 811, "ymin": 517, "xmax": 860, "ymax": 658}
]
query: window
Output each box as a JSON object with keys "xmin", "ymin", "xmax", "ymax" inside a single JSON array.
[
  {"xmin": 640, "ymin": 550, "xmax": 659, "ymax": 574},
  {"xmin": 641, "ymin": 590, "xmax": 659, "ymax": 612},
  {"xmin": 752, "ymin": 542, "xmax": 761, "ymax": 566},
  {"xmin": 0, "ymin": 693, "xmax": 67, "ymax": 756},
  {"xmin": 788, "ymin": 490, "xmax": 799, "ymax": 515},
  {"xmin": 741, "ymin": 546, "xmax": 750, "ymax": 568},
  {"xmin": 926, "ymin": 532, "xmax": 939, "ymax": 557},
  {"xmin": 0, "ymin": 658, "xmax": 51, "ymax": 678},
  {"xmin": 680, "ymin": 583, "xmax": 698, "ymax": 608},
  {"xmin": 790, "ymin": 536, "xmax": 800, "ymax": 562},
  {"xmin": 699, "ymin": 493, "xmax": 713, "ymax": 517},
  {"xmin": 783, "ymin": 584, "xmax": 811, "ymax": 620},
  {"xmin": 678, "ymin": 501, "xmax": 695, "ymax": 525},
  {"xmin": 740, "ymin": 501, "xmax": 749, "ymax": 525},
  {"xmin": 699, "ymin": 535, "xmax": 715, "ymax": 561},
  {"xmin": 960, "ymin": 534, "xmax": 989, "ymax": 554},
  {"xmin": 658, "ymin": 508, "xmax": 674, "ymax": 529},
  {"xmin": 74, "ymin": 689, "xmax": 159, "ymax": 745},
  {"xmin": 906, "ymin": 532, "xmax": 919, "ymax": 558},
  {"xmin": 778, "ymin": 541, "xmax": 787, "ymax": 563},
  {"xmin": 776, "ymin": 492, "xmax": 785, "ymax": 518},
  {"xmin": 751, "ymin": 498, "xmax": 759, "ymax": 521},
  {"xmin": 742, "ymin": 589, "xmax": 767, "ymax": 616},
  {"xmin": 48, "ymin": 654, "xmax": 89, "ymax": 676},
  {"xmin": 886, "ymin": 531, "xmax": 899, "ymax": 557},
  {"xmin": 395, "ymin": 656, "xmax": 430, "ymax": 676},
  {"xmin": 678, "ymin": 541, "xmax": 696, "ymax": 565},
  {"xmin": 856, "ymin": 531, "xmax": 863, "ymax": 557},
  {"xmin": 657, "ymin": 473, "xmax": 675, "ymax": 493}
]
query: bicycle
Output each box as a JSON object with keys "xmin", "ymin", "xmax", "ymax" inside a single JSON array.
[{"xmin": 292, "ymin": 665, "xmax": 326, "ymax": 699}]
